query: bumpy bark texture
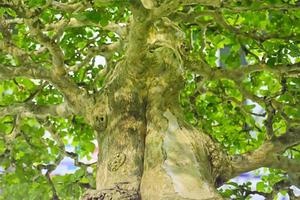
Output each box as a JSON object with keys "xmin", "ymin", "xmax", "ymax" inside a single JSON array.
[
  {"xmin": 81, "ymin": 2, "xmax": 225, "ymax": 200},
  {"xmin": 2, "ymin": 0, "xmax": 300, "ymax": 199}
]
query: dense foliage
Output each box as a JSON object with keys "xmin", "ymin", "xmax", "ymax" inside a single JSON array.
[{"xmin": 0, "ymin": 0, "xmax": 300, "ymax": 199}]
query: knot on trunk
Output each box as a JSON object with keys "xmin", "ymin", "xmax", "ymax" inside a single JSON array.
[
  {"xmin": 95, "ymin": 114, "xmax": 107, "ymax": 132},
  {"xmin": 108, "ymin": 153, "xmax": 126, "ymax": 172}
]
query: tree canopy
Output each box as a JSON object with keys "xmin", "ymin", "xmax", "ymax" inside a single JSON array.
[{"xmin": 0, "ymin": 0, "xmax": 300, "ymax": 199}]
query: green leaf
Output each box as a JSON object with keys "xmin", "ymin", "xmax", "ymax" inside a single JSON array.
[
  {"xmin": 256, "ymin": 182, "xmax": 266, "ymax": 192},
  {"xmin": 26, "ymin": 0, "xmax": 46, "ymax": 8}
]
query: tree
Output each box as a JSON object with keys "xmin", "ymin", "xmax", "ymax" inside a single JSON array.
[{"xmin": 0, "ymin": 0, "xmax": 300, "ymax": 199}]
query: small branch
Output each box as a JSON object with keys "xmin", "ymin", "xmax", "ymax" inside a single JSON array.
[
  {"xmin": 0, "ymin": 40, "xmax": 32, "ymax": 63},
  {"xmin": 22, "ymin": 19, "xmax": 94, "ymax": 115},
  {"xmin": 46, "ymin": 170, "xmax": 60, "ymax": 200},
  {"xmin": 0, "ymin": 64, "xmax": 92, "ymax": 117},
  {"xmin": 51, "ymin": 1, "xmax": 89, "ymax": 13},
  {"xmin": 264, "ymin": 100, "xmax": 276, "ymax": 139},
  {"xmin": 25, "ymin": 20, "xmax": 66, "ymax": 77},
  {"xmin": 2, "ymin": 115, "xmax": 21, "ymax": 144},
  {"xmin": 1, "ymin": 18, "xmax": 24, "ymax": 25},
  {"xmin": 65, "ymin": 151, "xmax": 96, "ymax": 167},
  {"xmin": 199, "ymin": 25, "xmax": 207, "ymax": 59},
  {"xmin": 240, "ymin": 43, "xmax": 261, "ymax": 63},
  {"xmin": 186, "ymin": 61, "xmax": 268, "ymax": 106},
  {"xmin": 170, "ymin": 10, "xmax": 215, "ymax": 24},
  {"xmin": 44, "ymin": 123, "xmax": 96, "ymax": 168},
  {"xmin": 212, "ymin": 11, "xmax": 300, "ymax": 42},
  {"xmin": 187, "ymin": 61, "xmax": 300, "ymax": 83},
  {"xmin": 222, "ymin": 3, "xmax": 300, "ymax": 13},
  {"xmin": 68, "ymin": 42, "xmax": 120, "ymax": 72},
  {"xmin": 36, "ymin": 163, "xmax": 63, "ymax": 200},
  {"xmin": 182, "ymin": 0, "xmax": 220, "ymax": 6}
]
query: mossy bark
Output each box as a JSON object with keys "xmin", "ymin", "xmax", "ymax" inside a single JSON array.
[
  {"xmin": 81, "ymin": 4, "xmax": 225, "ymax": 199},
  {"xmin": 81, "ymin": 60, "xmax": 225, "ymax": 200}
]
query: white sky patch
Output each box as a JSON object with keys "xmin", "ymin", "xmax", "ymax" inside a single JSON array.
[
  {"xmin": 94, "ymin": 55, "xmax": 106, "ymax": 66},
  {"xmin": 30, "ymin": 79, "xmax": 42, "ymax": 84},
  {"xmin": 75, "ymin": 60, "xmax": 82, "ymax": 65},
  {"xmin": 65, "ymin": 144, "xmax": 75, "ymax": 153},
  {"xmin": 249, "ymin": 194, "xmax": 265, "ymax": 200},
  {"xmin": 68, "ymin": 71, "xmax": 75, "ymax": 76},
  {"xmin": 216, "ymin": 48, "xmax": 221, "ymax": 66},
  {"xmin": 118, "ymin": 22, "xmax": 127, "ymax": 27},
  {"xmin": 53, "ymin": 94, "xmax": 60, "ymax": 98},
  {"xmin": 291, "ymin": 185, "xmax": 300, "ymax": 197},
  {"xmin": 41, "ymin": 169, "xmax": 47, "ymax": 175},
  {"xmin": 54, "ymin": 14, "xmax": 62, "ymax": 20},
  {"xmin": 249, "ymin": 130, "xmax": 257, "ymax": 139},
  {"xmin": 245, "ymin": 99, "xmax": 266, "ymax": 126},
  {"xmin": 105, "ymin": 36, "xmax": 112, "ymax": 44},
  {"xmin": 86, "ymin": 73, "xmax": 93, "ymax": 79},
  {"xmin": 79, "ymin": 155, "xmax": 97, "ymax": 164},
  {"xmin": 51, "ymin": 157, "xmax": 79, "ymax": 175},
  {"xmin": 87, "ymin": 166, "xmax": 93, "ymax": 174},
  {"xmin": 35, "ymin": 44, "xmax": 41, "ymax": 50},
  {"xmin": 288, "ymin": 54, "xmax": 296, "ymax": 64}
]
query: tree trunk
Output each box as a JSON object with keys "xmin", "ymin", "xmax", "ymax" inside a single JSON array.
[
  {"xmin": 81, "ymin": 6, "xmax": 226, "ymax": 200},
  {"xmin": 81, "ymin": 60, "xmax": 225, "ymax": 199},
  {"xmin": 139, "ymin": 60, "xmax": 224, "ymax": 200}
]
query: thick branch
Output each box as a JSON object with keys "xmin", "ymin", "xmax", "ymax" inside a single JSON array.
[
  {"xmin": 222, "ymin": 3, "xmax": 300, "ymax": 12},
  {"xmin": 0, "ymin": 102, "xmax": 73, "ymax": 119},
  {"xmin": 0, "ymin": 64, "xmax": 51, "ymax": 80},
  {"xmin": 51, "ymin": 1, "xmax": 88, "ymax": 13},
  {"xmin": 187, "ymin": 61, "xmax": 300, "ymax": 82},
  {"xmin": 45, "ymin": 18, "xmax": 127, "ymax": 37},
  {"xmin": 227, "ymin": 126, "xmax": 300, "ymax": 179},
  {"xmin": 23, "ymin": 20, "xmax": 94, "ymax": 115},
  {"xmin": 0, "ymin": 64, "xmax": 86, "ymax": 112},
  {"xmin": 141, "ymin": 0, "xmax": 220, "ymax": 10}
]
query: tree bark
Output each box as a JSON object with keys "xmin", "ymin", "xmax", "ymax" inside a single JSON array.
[
  {"xmin": 81, "ymin": 53, "xmax": 226, "ymax": 200},
  {"xmin": 81, "ymin": 3, "xmax": 225, "ymax": 199}
]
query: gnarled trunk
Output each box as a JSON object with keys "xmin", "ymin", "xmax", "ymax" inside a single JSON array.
[
  {"xmin": 81, "ymin": 6, "xmax": 225, "ymax": 200},
  {"xmin": 139, "ymin": 60, "xmax": 223, "ymax": 200},
  {"xmin": 81, "ymin": 60, "xmax": 225, "ymax": 200},
  {"xmin": 141, "ymin": 109, "xmax": 222, "ymax": 200},
  {"xmin": 95, "ymin": 77, "xmax": 147, "ymax": 199}
]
